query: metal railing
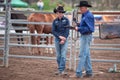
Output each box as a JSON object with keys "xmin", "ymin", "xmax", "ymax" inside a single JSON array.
[{"xmin": 1, "ymin": 5, "xmax": 120, "ymax": 72}]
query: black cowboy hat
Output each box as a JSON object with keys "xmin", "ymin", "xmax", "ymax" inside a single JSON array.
[
  {"xmin": 53, "ymin": 6, "xmax": 66, "ymax": 13},
  {"xmin": 76, "ymin": 1, "xmax": 92, "ymax": 7}
]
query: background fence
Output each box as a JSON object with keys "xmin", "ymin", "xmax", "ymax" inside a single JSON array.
[{"xmin": 0, "ymin": 2, "xmax": 120, "ymax": 71}]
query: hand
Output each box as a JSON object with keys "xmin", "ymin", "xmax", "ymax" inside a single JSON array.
[
  {"xmin": 75, "ymin": 27, "xmax": 78, "ymax": 31},
  {"xmin": 59, "ymin": 36, "xmax": 66, "ymax": 41},
  {"xmin": 60, "ymin": 40, "xmax": 65, "ymax": 44}
]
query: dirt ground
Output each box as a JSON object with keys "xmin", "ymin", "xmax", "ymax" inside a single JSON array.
[{"xmin": 0, "ymin": 37, "xmax": 120, "ymax": 80}]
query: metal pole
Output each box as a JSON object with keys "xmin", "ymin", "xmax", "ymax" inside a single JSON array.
[
  {"xmin": 69, "ymin": 10, "xmax": 76, "ymax": 70},
  {"xmin": 74, "ymin": 40, "xmax": 77, "ymax": 71},
  {"xmin": 69, "ymin": 32, "xmax": 72, "ymax": 70},
  {"xmin": 69, "ymin": 11, "xmax": 74, "ymax": 70},
  {"xmin": 3, "ymin": 0, "xmax": 10, "ymax": 67}
]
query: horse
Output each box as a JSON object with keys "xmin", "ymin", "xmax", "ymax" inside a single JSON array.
[
  {"xmin": 11, "ymin": 12, "xmax": 27, "ymax": 44},
  {"xmin": 27, "ymin": 13, "xmax": 57, "ymax": 54},
  {"xmin": 3, "ymin": 12, "xmax": 27, "ymax": 45},
  {"xmin": 1, "ymin": 0, "xmax": 27, "ymax": 44}
]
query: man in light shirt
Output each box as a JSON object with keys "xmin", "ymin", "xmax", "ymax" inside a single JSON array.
[{"xmin": 37, "ymin": 0, "xmax": 44, "ymax": 10}]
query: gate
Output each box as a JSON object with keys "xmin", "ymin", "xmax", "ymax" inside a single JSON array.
[{"xmin": 1, "ymin": 2, "xmax": 120, "ymax": 72}]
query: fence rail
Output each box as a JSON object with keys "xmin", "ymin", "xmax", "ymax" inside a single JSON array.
[
  {"xmin": 0, "ymin": 8, "xmax": 120, "ymax": 70},
  {"xmin": 78, "ymin": 11, "xmax": 120, "ymax": 15}
]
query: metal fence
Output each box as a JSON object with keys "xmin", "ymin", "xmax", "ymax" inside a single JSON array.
[
  {"xmin": 0, "ymin": 3, "xmax": 75, "ymax": 69},
  {"xmin": 0, "ymin": 2, "xmax": 120, "ymax": 71}
]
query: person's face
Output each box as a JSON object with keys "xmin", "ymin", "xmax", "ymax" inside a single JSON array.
[
  {"xmin": 80, "ymin": 6, "xmax": 88, "ymax": 14},
  {"xmin": 56, "ymin": 12, "xmax": 64, "ymax": 18}
]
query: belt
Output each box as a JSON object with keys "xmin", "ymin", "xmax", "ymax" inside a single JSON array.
[{"xmin": 82, "ymin": 32, "xmax": 92, "ymax": 35}]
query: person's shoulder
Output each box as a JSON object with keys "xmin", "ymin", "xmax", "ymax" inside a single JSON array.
[
  {"xmin": 86, "ymin": 11, "xmax": 94, "ymax": 18},
  {"xmin": 53, "ymin": 18, "xmax": 58, "ymax": 22},
  {"xmin": 86, "ymin": 10, "xmax": 93, "ymax": 15}
]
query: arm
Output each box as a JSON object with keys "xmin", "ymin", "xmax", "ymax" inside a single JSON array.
[
  {"xmin": 77, "ymin": 14, "xmax": 94, "ymax": 34},
  {"xmin": 85, "ymin": 15, "xmax": 95, "ymax": 32},
  {"xmin": 63, "ymin": 18, "xmax": 70, "ymax": 38},
  {"xmin": 52, "ymin": 21, "xmax": 60, "ymax": 39}
]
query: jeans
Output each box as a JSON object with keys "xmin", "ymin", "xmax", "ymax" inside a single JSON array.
[
  {"xmin": 55, "ymin": 38, "xmax": 68, "ymax": 72},
  {"xmin": 76, "ymin": 34, "xmax": 93, "ymax": 77},
  {"xmin": 38, "ymin": 6, "xmax": 43, "ymax": 10}
]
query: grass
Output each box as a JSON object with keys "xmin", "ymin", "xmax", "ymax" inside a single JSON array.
[{"xmin": 29, "ymin": 0, "xmax": 72, "ymax": 12}]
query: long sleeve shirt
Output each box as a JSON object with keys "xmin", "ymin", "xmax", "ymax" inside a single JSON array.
[
  {"xmin": 37, "ymin": 2, "xmax": 44, "ymax": 7},
  {"xmin": 52, "ymin": 16, "xmax": 70, "ymax": 40},
  {"xmin": 78, "ymin": 10, "xmax": 95, "ymax": 34}
]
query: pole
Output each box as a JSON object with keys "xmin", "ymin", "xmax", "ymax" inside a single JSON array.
[{"xmin": 4, "ymin": 0, "xmax": 10, "ymax": 67}]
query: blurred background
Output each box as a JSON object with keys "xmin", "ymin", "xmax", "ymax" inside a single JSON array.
[
  {"xmin": 24, "ymin": 0, "xmax": 120, "ymax": 11},
  {"xmin": 1, "ymin": 0, "xmax": 120, "ymax": 11}
]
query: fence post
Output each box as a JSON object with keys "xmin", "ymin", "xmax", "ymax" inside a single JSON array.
[{"xmin": 4, "ymin": 0, "xmax": 10, "ymax": 67}]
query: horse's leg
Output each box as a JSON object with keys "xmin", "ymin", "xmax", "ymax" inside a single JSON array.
[
  {"xmin": 29, "ymin": 25, "xmax": 37, "ymax": 54},
  {"xmin": 15, "ymin": 30, "xmax": 21, "ymax": 44},
  {"xmin": 21, "ymin": 36, "xmax": 24, "ymax": 44},
  {"xmin": 44, "ymin": 36, "xmax": 48, "ymax": 54},
  {"xmin": 50, "ymin": 36, "xmax": 54, "ymax": 54},
  {"xmin": 17, "ymin": 35, "xmax": 20, "ymax": 44},
  {"xmin": 47, "ymin": 36, "xmax": 53, "ymax": 54},
  {"xmin": 20, "ymin": 32, "xmax": 24, "ymax": 44},
  {"xmin": 36, "ymin": 25, "xmax": 44, "ymax": 55},
  {"xmin": 17, "ymin": 35, "xmax": 24, "ymax": 46},
  {"xmin": 19, "ymin": 31, "xmax": 24, "ymax": 44},
  {"xmin": 44, "ymin": 36, "xmax": 53, "ymax": 55}
]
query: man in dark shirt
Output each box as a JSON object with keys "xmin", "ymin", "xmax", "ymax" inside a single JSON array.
[
  {"xmin": 52, "ymin": 6, "xmax": 70, "ymax": 75},
  {"xmin": 70, "ymin": 0, "xmax": 94, "ymax": 78}
]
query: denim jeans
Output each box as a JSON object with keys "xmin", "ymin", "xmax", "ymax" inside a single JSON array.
[
  {"xmin": 76, "ymin": 34, "xmax": 93, "ymax": 77},
  {"xmin": 55, "ymin": 38, "xmax": 68, "ymax": 72},
  {"xmin": 38, "ymin": 6, "xmax": 43, "ymax": 10}
]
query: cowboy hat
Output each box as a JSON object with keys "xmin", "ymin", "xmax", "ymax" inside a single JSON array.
[
  {"xmin": 76, "ymin": 1, "xmax": 92, "ymax": 7},
  {"xmin": 53, "ymin": 6, "xmax": 66, "ymax": 13}
]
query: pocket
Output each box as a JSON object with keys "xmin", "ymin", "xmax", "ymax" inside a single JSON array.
[
  {"xmin": 62, "ymin": 20, "xmax": 67, "ymax": 26},
  {"xmin": 54, "ymin": 21, "xmax": 59, "ymax": 26},
  {"xmin": 88, "ymin": 35, "xmax": 92, "ymax": 42}
]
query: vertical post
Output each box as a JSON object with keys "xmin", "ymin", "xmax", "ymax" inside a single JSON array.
[
  {"xmin": 73, "ymin": 40, "xmax": 76, "ymax": 71},
  {"xmin": 72, "ymin": 8, "xmax": 79, "ymax": 71},
  {"xmin": 3, "ymin": 0, "xmax": 10, "ymax": 67},
  {"xmin": 69, "ymin": 33, "xmax": 72, "ymax": 70},
  {"xmin": 68, "ymin": 12, "xmax": 72, "ymax": 70},
  {"xmin": 69, "ymin": 10, "xmax": 75, "ymax": 70}
]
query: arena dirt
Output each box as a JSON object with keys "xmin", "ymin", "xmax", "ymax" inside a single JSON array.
[{"xmin": 0, "ymin": 38, "xmax": 120, "ymax": 80}]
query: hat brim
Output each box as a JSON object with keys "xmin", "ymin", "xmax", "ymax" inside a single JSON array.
[
  {"xmin": 57, "ymin": 10, "xmax": 66, "ymax": 13},
  {"xmin": 76, "ymin": 4, "xmax": 92, "ymax": 7},
  {"xmin": 54, "ymin": 10, "xmax": 66, "ymax": 13}
]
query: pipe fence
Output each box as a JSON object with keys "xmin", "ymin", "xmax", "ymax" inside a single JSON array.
[{"xmin": 0, "ymin": 5, "xmax": 120, "ymax": 71}]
